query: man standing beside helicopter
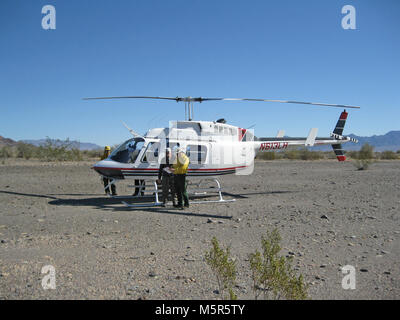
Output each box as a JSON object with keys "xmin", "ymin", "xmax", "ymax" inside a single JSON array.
[
  {"xmin": 171, "ymin": 147, "xmax": 190, "ymax": 209},
  {"xmin": 157, "ymin": 148, "xmax": 176, "ymax": 207},
  {"xmin": 100, "ymin": 146, "xmax": 117, "ymax": 196}
]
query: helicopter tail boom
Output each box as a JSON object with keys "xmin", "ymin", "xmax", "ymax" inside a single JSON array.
[{"xmin": 254, "ymin": 110, "xmax": 358, "ymax": 161}]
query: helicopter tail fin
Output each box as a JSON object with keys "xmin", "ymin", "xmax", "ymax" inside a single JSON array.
[
  {"xmin": 331, "ymin": 110, "xmax": 348, "ymax": 161},
  {"xmin": 332, "ymin": 144, "xmax": 346, "ymax": 161}
]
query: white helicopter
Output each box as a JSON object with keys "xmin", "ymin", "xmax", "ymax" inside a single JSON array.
[{"xmin": 84, "ymin": 96, "xmax": 359, "ymax": 207}]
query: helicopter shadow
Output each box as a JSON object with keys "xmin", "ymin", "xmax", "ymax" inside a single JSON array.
[
  {"xmin": 46, "ymin": 193, "xmax": 235, "ymax": 219},
  {"xmin": 0, "ymin": 189, "xmax": 295, "ymax": 220},
  {"xmin": 221, "ymin": 190, "xmax": 295, "ymax": 199}
]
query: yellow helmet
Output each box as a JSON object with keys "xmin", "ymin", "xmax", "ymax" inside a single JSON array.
[{"xmin": 105, "ymin": 146, "xmax": 111, "ymax": 151}]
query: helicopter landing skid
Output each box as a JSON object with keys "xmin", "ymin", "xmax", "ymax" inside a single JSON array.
[
  {"xmin": 188, "ymin": 178, "xmax": 236, "ymax": 204},
  {"xmin": 119, "ymin": 178, "xmax": 235, "ymax": 208}
]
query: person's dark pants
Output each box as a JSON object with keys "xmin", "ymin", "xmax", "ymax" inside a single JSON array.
[
  {"xmin": 161, "ymin": 175, "xmax": 175, "ymax": 204},
  {"xmin": 174, "ymin": 174, "xmax": 189, "ymax": 207},
  {"xmin": 133, "ymin": 179, "xmax": 145, "ymax": 196},
  {"xmin": 103, "ymin": 178, "xmax": 116, "ymax": 195}
]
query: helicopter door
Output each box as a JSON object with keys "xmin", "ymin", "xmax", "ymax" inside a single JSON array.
[
  {"xmin": 140, "ymin": 142, "xmax": 160, "ymax": 167},
  {"xmin": 210, "ymin": 142, "xmax": 220, "ymax": 167}
]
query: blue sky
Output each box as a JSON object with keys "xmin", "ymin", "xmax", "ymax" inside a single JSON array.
[{"xmin": 1, "ymin": 0, "xmax": 399, "ymax": 146}]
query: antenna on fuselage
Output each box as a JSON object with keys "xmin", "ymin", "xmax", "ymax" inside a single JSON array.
[{"xmin": 121, "ymin": 121, "xmax": 144, "ymax": 139}]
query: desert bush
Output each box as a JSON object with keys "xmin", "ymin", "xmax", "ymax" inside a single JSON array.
[
  {"xmin": 379, "ymin": 151, "xmax": 398, "ymax": 160},
  {"xmin": 205, "ymin": 237, "xmax": 237, "ymax": 300},
  {"xmin": 352, "ymin": 143, "xmax": 375, "ymax": 170},
  {"xmin": 358, "ymin": 143, "xmax": 374, "ymax": 159},
  {"xmin": 82, "ymin": 149, "xmax": 103, "ymax": 159},
  {"xmin": 325, "ymin": 151, "xmax": 337, "ymax": 160},
  {"xmin": 248, "ymin": 229, "xmax": 308, "ymax": 300},
  {"xmin": 0, "ymin": 146, "xmax": 14, "ymax": 158},
  {"xmin": 284, "ymin": 149, "xmax": 300, "ymax": 160},
  {"xmin": 347, "ymin": 150, "xmax": 358, "ymax": 159},
  {"xmin": 35, "ymin": 137, "xmax": 80, "ymax": 161},
  {"xmin": 299, "ymin": 148, "xmax": 323, "ymax": 160},
  {"xmin": 69, "ymin": 148, "xmax": 83, "ymax": 161},
  {"xmin": 16, "ymin": 142, "xmax": 35, "ymax": 159},
  {"xmin": 283, "ymin": 148, "xmax": 324, "ymax": 160},
  {"xmin": 257, "ymin": 152, "xmax": 276, "ymax": 160}
]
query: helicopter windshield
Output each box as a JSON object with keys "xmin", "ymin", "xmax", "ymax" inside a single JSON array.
[{"xmin": 110, "ymin": 138, "xmax": 145, "ymax": 164}]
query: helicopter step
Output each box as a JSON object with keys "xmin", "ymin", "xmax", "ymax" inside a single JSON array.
[{"xmin": 112, "ymin": 178, "xmax": 235, "ymax": 208}]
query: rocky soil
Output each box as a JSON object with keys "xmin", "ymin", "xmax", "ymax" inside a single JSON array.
[{"xmin": 0, "ymin": 159, "xmax": 399, "ymax": 299}]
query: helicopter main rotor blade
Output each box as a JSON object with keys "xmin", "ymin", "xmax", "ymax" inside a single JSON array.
[
  {"xmin": 199, "ymin": 98, "xmax": 360, "ymax": 109},
  {"xmin": 83, "ymin": 96, "xmax": 360, "ymax": 109},
  {"xmin": 83, "ymin": 96, "xmax": 182, "ymax": 102}
]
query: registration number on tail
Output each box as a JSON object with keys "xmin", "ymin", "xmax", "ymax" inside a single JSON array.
[{"xmin": 259, "ymin": 142, "xmax": 288, "ymax": 151}]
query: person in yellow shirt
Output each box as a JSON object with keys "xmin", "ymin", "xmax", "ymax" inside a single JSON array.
[
  {"xmin": 101, "ymin": 146, "xmax": 117, "ymax": 196},
  {"xmin": 171, "ymin": 147, "xmax": 189, "ymax": 209}
]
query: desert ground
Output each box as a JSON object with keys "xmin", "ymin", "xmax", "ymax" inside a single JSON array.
[{"xmin": 0, "ymin": 159, "xmax": 399, "ymax": 300}]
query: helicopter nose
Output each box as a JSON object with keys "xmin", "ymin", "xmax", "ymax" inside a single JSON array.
[{"xmin": 92, "ymin": 160, "xmax": 124, "ymax": 179}]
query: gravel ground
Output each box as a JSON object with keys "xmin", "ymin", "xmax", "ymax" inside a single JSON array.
[{"xmin": 0, "ymin": 159, "xmax": 399, "ymax": 300}]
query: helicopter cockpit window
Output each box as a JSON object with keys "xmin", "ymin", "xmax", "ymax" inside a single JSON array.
[{"xmin": 110, "ymin": 138, "xmax": 145, "ymax": 164}]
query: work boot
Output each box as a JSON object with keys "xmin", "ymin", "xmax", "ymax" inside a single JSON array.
[{"xmin": 175, "ymin": 203, "xmax": 183, "ymax": 210}]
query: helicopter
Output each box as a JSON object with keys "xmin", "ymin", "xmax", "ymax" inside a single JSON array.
[{"xmin": 84, "ymin": 96, "xmax": 359, "ymax": 206}]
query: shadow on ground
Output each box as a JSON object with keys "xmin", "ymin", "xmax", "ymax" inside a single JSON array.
[{"xmin": 0, "ymin": 189, "xmax": 294, "ymax": 219}]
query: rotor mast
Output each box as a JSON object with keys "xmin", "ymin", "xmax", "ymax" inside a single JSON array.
[{"xmin": 184, "ymin": 97, "xmax": 195, "ymax": 121}]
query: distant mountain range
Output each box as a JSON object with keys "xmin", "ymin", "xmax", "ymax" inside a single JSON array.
[
  {"xmin": 344, "ymin": 131, "xmax": 400, "ymax": 151},
  {"xmin": 0, "ymin": 136, "xmax": 17, "ymax": 147},
  {"xmin": 0, "ymin": 136, "xmax": 102, "ymax": 151},
  {"xmin": 2, "ymin": 131, "xmax": 400, "ymax": 152},
  {"xmin": 309, "ymin": 130, "xmax": 400, "ymax": 152}
]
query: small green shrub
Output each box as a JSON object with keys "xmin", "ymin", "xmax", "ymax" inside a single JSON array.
[
  {"xmin": 284, "ymin": 149, "xmax": 300, "ymax": 160},
  {"xmin": 257, "ymin": 152, "xmax": 276, "ymax": 160},
  {"xmin": 352, "ymin": 143, "xmax": 375, "ymax": 170},
  {"xmin": 16, "ymin": 142, "xmax": 35, "ymax": 159},
  {"xmin": 380, "ymin": 151, "xmax": 398, "ymax": 160},
  {"xmin": 0, "ymin": 146, "xmax": 14, "ymax": 159},
  {"xmin": 358, "ymin": 143, "xmax": 374, "ymax": 160},
  {"xmin": 205, "ymin": 237, "xmax": 237, "ymax": 300},
  {"xmin": 248, "ymin": 229, "xmax": 308, "ymax": 300},
  {"xmin": 299, "ymin": 148, "xmax": 323, "ymax": 160}
]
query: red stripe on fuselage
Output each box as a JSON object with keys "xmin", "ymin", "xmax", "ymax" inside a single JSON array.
[{"xmin": 94, "ymin": 166, "xmax": 247, "ymax": 172}]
